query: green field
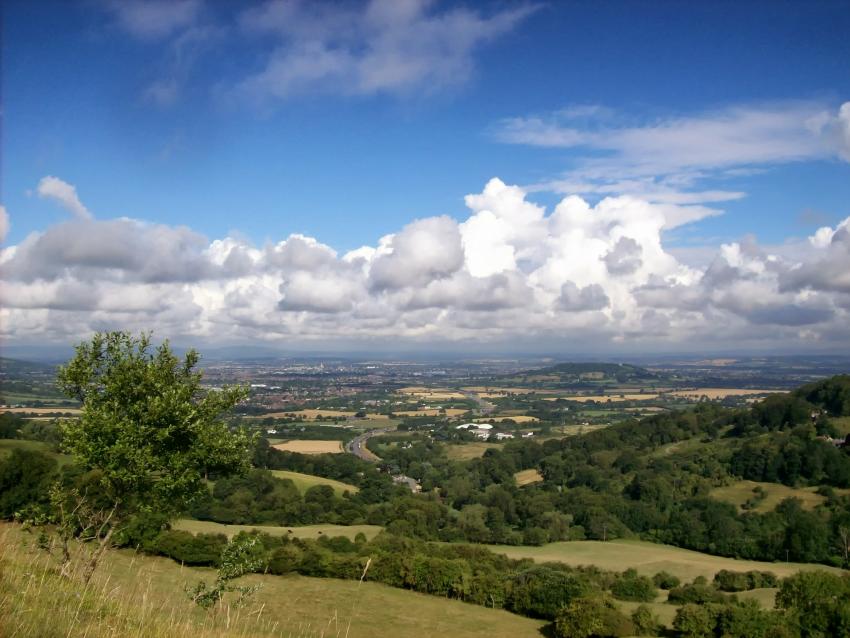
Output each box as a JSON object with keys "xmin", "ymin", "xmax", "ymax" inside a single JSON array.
[
  {"xmin": 270, "ymin": 469, "xmax": 360, "ymax": 495},
  {"xmin": 0, "ymin": 523, "xmax": 545, "ymax": 638},
  {"xmin": 173, "ymin": 518, "xmax": 384, "ymax": 541},
  {"xmin": 444, "ymin": 442, "xmax": 499, "ymax": 460},
  {"xmin": 0, "ymin": 438, "xmax": 73, "ymax": 466},
  {"xmin": 484, "ymin": 539, "xmax": 844, "ymax": 583},
  {"xmin": 831, "ymin": 416, "xmax": 850, "ymax": 436},
  {"xmin": 709, "ymin": 480, "xmax": 845, "ymax": 513}
]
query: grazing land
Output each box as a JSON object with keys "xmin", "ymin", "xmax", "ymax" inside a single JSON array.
[
  {"xmin": 0, "ymin": 406, "xmax": 81, "ymax": 415},
  {"xmin": 485, "ymin": 539, "xmax": 843, "ymax": 582},
  {"xmin": 514, "ymin": 468, "xmax": 544, "ymax": 486},
  {"xmin": 708, "ymin": 480, "xmax": 845, "ymax": 513},
  {"xmin": 271, "ymin": 440, "xmax": 345, "ymax": 454},
  {"xmin": 0, "ymin": 523, "xmax": 545, "ymax": 638},
  {"xmin": 667, "ymin": 388, "xmax": 783, "ymax": 399},
  {"xmin": 475, "ymin": 415, "xmax": 539, "ymax": 423},
  {"xmin": 173, "ymin": 519, "xmax": 382, "ymax": 541},
  {"xmin": 269, "ymin": 469, "xmax": 360, "ymax": 495},
  {"xmin": 444, "ymin": 441, "xmax": 499, "ymax": 460}
]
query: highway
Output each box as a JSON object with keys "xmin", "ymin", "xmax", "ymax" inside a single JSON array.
[{"xmin": 346, "ymin": 429, "xmax": 381, "ymax": 462}]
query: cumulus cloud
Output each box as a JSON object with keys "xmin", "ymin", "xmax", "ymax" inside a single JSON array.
[
  {"xmin": 36, "ymin": 177, "xmax": 93, "ymax": 220},
  {"xmin": 234, "ymin": 0, "xmax": 537, "ymax": 102},
  {"xmin": 3, "ymin": 178, "xmax": 850, "ymax": 350},
  {"xmin": 0, "ymin": 205, "xmax": 9, "ymax": 243}
]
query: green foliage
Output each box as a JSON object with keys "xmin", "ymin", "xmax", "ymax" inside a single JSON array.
[
  {"xmin": 554, "ymin": 596, "xmax": 633, "ymax": 638},
  {"xmin": 630, "ymin": 604, "xmax": 659, "ymax": 636},
  {"xmin": 776, "ymin": 571, "xmax": 850, "ymax": 637},
  {"xmin": 153, "ymin": 530, "xmax": 228, "ymax": 565},
  {"xmin": 186, "ymin": 534, "xmax": 266, "ymax": 609},
  {"xmin": 0, "ymin": 448, "xmax": 57, "ymax": 518},
  {"xmin": 713, "ymin": 569, "xmax": 777, "ymax": 592},
  {"xmin": 57, "ymin": 332, "xmax": 253, "ymax": 512},
  {"xmin": 610, "ymin": 568, "xmax": 658, "ymax": 602},
  {"xmin": 653, "ymin": 570, "xmax": 681, "ymax": 589}
]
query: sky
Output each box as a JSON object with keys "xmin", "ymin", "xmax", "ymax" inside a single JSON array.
[{"xmin": 2, "ymin": 0, "xmax": 850, "ymax": 355}]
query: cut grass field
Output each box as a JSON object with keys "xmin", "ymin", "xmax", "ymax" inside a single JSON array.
[
  {"xmin": 484, "ymin": 539, "xmax": 845, "ymax": 583},
  {"xmin": 0, "ymin": 406, "xmax": 81, "ymax": 414},
  {"xmin": 0, "ymin": 523, "xmax": 545, "ymax": 638},
  {"xmin": 269, "ymin": 469, "xmax": 359, "ymax": 495},
  {"xmin": 708, "ymin": 479, "xmax": 849, "ymax": 513},
  {"xmin": 666, "ymin": 388, "xmax": 783, "ymax": 400},
  {"xmin": 444, "ymin": 442, "xmax": 499, "ymax": 460},
  {"xmin": 271, "ymin": 440, "xmax": 344, "ymax": 454},
  {"xmin": 514, "ymin": 469, "xmax": 544, "ymax": 486},
  {"xmin": 173, "ymin": 519, "xmax": 383, "ymax": 541}
]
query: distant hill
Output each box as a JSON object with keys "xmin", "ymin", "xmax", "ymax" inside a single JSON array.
[
  {"xmin": 509, "ymin": 361, "xmax": 662, "ymax": 386},
  {"xmin": 0, "ymin": 357, "xmax": 57, "ymax": 375}
]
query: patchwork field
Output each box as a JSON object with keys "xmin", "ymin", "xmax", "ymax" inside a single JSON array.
[
  {"xmin": 667, "ymin": 388, "xmax": 783, "ymax": 399},
  {"xmin": 514, "ymin": 468, "xmax": 544, "ymax": 486},
  {"xmin": 270, "ymin": 469, "xmax": 359, "ymax": 495},
  {"xmin": 485, "ymin": 539, "xmax": 844, "ymax": 582},
  {"xmin": 398, "ymin": 387, "xmax": 468, "ymax": 400},
  {"xmin": 0, "ymin": 523, "xmax": 545, "ymax": 638},
  {"xmin": 709, "ymin": 480, "xmax": 846, "ymax": 513},
  {"xmin": 392, "ymin": 408, "xmax": 468, "ymax": 417},
  {"xmin": 173, "ymin": 519, "xmax": 382, "ymax": 541},
  {"xmin": 271, "ymin": 440, "xmax": 344, "ymax": 454},
  {"xmin": 261, "ymin": 409, "xmax": 391, "ymax": 420},
  {"xmin": 544, "ymin": 393, "xmax": 660, "ymax": 403},
  {"xmin": 474, "ymin": 415, "xmax": 539, "ymax": 424}
]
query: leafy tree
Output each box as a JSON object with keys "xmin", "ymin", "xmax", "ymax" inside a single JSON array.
[
  {"xmin": 49, "ymin": 331, "xmax": 253, "ymax": 581},
  {"xmin": 630, "ymin": 604, "xmax": 659, "ymax": 636}
]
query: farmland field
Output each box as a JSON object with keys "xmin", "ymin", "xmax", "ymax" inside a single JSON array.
[
  {"xmin": 474, "ymin": 415, "xmax": 539, "ymax": 423},
  {"xmin": 173, "ymin": 519, "xmax": 382, "ymax": 540},
  {"xmin": 392, "ymin": 408, "xmax": 468, "ymax": 417},
  {"xmin": 271, "ymin": 440, "xmax": 344, "ymax": 454},
  {"xmin": 544, "ymin": 393, "xmax": 660, "ymax": 403},
  {"xmin": 667, "ymin": 388, "xmax": 783, "ymax": 399},
  {"xmin": 514, "ymin": 468, "xmax": 543, "ymax": 486},
  {"xmin": 484, "ymin": 539, "xmax": 845, "ymax": 582},
  {"xmin": 444, "ymin": 442, "xmax": 499, "ymax": 460},
  {"xmin": 0, "ymin": 406, "xmax": 81, "ymax": 415},
  {"xmin": 270, "ymin": 469, "xmax": 359, "ymax": 495},
  {"xmin": 0, "ymin": 523, "xmax": 544, "ymax": 638},
  {"xmin": 708, "ymin": 480, "xmax": 847, "ymax": 513}
]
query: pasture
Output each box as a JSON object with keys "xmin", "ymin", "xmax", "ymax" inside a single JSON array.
[
  {"xmin": 444, "ymin": 442, "xmax": 499, "ymax": 460},
  {"xmin": 0, "ymin": 523, "xmax": 545, "ymax": 638},
  {"xmin": 392, "ymin": 408, "xmax": 468, "ymax": 417},
  {"xmin": 0, "ymin": 406, "xmax": 81, "ymax": 415},
  {"xmin": 709, "ymin": 479, "xmax": 845, "ymax": 513},
  {"xmin": 270, "ymin": 469, "xmax": 359, "ymax": 495},
  {"xmin": 667, "ymin": 388, "xmax": 782, "ymax": 400},
  {"xmin": 543, "ymin": 393, "xmax": 660, "ymax": 403},
  {"xmin": 271, "ymin": 440, "xmax": 344, "ymax": 454},
  {"xmin": 474, "ymin": 415, "xmax": 539, "ymax": 424},
  {"xmin": 514, "ymin": 469, "xmax": 543, "ymax": 486},
  {"xmin": 173, "ymin": 519, "xmax": 382, "ymax": 541},
  {"xmin": 485, "ymin": 538, "xmax": 844, "ymax": 583}
]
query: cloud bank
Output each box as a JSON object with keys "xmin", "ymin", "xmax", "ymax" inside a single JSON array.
[{"xmin": 3, "ymin": 176, "xmax": 849, "ymax": 352}]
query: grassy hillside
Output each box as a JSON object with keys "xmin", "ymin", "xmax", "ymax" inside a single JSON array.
[
  {"xmin": 269, "ymin": 469, "xmax": 359, "ymax": 495},
  {"xmin": 173, "ymin": 519, "xmax": 383, "ymax": 541},
  {"xmin": 709, "ymin": 479, "xmax": 849, "ymax": 513},
  {"xmin": 0, "ymin": 523, "xmax": 545, "ymax": 638},
  {"xmin": 0, "ymin": 438, "xmax": 73, "ymax": 466},
  {"xmin": 484, "ymin": 539, "xmax": 844, "ymax": 583}
]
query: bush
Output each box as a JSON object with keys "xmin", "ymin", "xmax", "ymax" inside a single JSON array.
[
  {"xmin": 631, "ymin": 604, "xmax": 660, "ymax": 636},
  {"xmin": 653, "ymin": 570, "xmax": 681, "ymax": 589},
  {"xmin": 153, "ymin": 530, "xmax": 228, "ymax": 566},
  {"xmin": 554, "ymin": 596, "xmax": 633, "ymax": 638},
  {"xmin": 611, "ymin": 569, "xmax": 658, "ymax": 602},
  {"xmin": 713, "ymin": 569, "xmax": 777, "ymax": 592}
]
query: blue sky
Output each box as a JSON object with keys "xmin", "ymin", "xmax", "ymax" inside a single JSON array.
[{"xmin": 2, "ymin": 0, "xmax": 850, "ymax": 352}]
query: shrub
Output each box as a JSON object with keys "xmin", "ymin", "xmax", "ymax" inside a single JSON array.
[
  {"xmin": 653, "ymin": 570, "xmax": 681, "ymax": 589},
  {"xmin": 631, "ymin": 604, "xmax": 660, "ymax": 636},
  {"xmin": 153, "ymin": 530, "xmax": 228, "ymax": 566},
  {"xmin": 611, "ymin": 569, "xmax": 658, "ymax": 602}
]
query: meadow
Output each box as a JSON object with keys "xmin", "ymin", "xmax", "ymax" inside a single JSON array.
[
  {"xmin": 708, "ymin": 479, "xmax": 847, "ymax": 513},
  {"xmin": 443, "ymin": 442, "xmax": 499, "ymax": 460},
  {"xmin": 0, "ymin": 523, "xmax": 545, "ymax": 638},
  {"xmin": 485, "ymin": 538, "xmax": 844, "ymax": 582},
  {"xmin": 271, "ymin": 440, "xmax": 344, "ymax": 454},
  {"xmin": 513, "ymin": 469, "xmax": 543, "ymax": 486},
  {"xmin": 269, "ymin": 470, "xmax": 359, "ymax": 495}
]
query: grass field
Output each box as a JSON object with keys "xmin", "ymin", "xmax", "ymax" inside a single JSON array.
[
  {"xmin": 544, "ymin": 394, "xmax": 660, "ymax": 403},
  {"xmin": 514, "ymin": 469, "xmax": 543, "ymax": 486},
  {"xmin": 0, "ymin": 523, "xmax": 545, "ymax": 638},
  {"xmin": 666, "ymin": 388, "xmax": 782, "ymax": 399},
  {"xmin": 708, "ymin": 480, "xmax": 846, "ymax": 513},
  {"xmin": 271, "ymin": 440, "xmax": 344, "ymax": 454},
  {"xmin": 444, "ymin": 442, "xmax": 499, "ymax": 460},
  {"xmin": 270, "ymin": 469, "xmax": 359, "ymax": 495},
  {"xmin": 173, "ymin": 519, "xmax": 383, "ymax": 541},
  {"xmin": 484, "ymin": 539, "xmax": 844, "ymax": 583},
  {"xmin": 474, "ymin": 415, "xmax": 539, "ymax": 424},
  {"xmin": 0, "ymin": 438, "xmax": 73, "ymax": 466},
  {"xmin": 392, "ymin": 408, "xmax": 469, "ymax": 417},
  {"xmin": 831, "ymin": 416, "xmax": 850, "ymax": 436}
]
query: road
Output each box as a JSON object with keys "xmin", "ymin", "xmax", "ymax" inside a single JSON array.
[{"xmin": 346, "ymin": 429, "xmax": 381, "ymax": 462}]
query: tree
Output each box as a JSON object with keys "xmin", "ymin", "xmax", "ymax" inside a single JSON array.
[{"xmin": 50, "ymin": 331, "xmax": 253, "ymax": 581}]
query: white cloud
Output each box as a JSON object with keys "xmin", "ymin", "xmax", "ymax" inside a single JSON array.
[
  {"xmin": 0, "ymin": 205, "xmax": 9, "ymax": 243},
  {"xmin": 3, "ymin": 178, "xmax": 850, "ymax": 350},
  {"xmin": 36, "ymin": 176, "xmax": 93, "ymax": 220},
  {"xmin": 104, "ymin": 0, "xmax": 202, "ymax": 40},
  {"xmin": 234, "ymin": 0, "xmax": 538, "ymax": 102}
]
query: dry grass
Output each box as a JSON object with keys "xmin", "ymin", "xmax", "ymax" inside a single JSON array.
[
  {"xmin": 444, "ymin": 442, "xmax": 499, "ymax": 461},
  {"xmin": 172, "ymin": 520, "xmax": 383, "ymax": 541},
  {"xmin": 485, "ymin": 539, "xmax": 845, "ymax": 583},
  {"xmin": 667, "ymin": 388, "xmax": 783, "ymax": 400},
  {"xmin": 514, "ymin": 469, "xmax": 543, "ymax": 486},
  {"xmin": 0, "ymin": 523, "xmax": 544, "ymax": 638},
  {"xmin": 708, "ymin": 480, "xmax": 849, "ymax": 513},
  {"xmin": 271, "ymin": 440, "xmax": 344, "ymax": 454}
]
